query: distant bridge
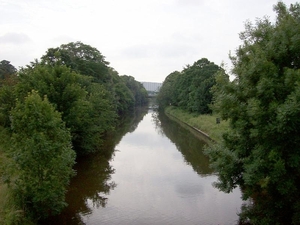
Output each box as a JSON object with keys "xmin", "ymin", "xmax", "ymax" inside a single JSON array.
[{"xmin": 141, "ymin": 82, "xmax": 162, "ymax": 97}]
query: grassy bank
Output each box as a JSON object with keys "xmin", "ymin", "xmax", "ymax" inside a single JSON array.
[{"xmin": 165, "ymin": 106, "xmax": 229, "ymax": 143}]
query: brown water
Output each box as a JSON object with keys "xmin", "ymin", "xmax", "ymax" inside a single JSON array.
[{"xmin": 46, "ymin": 108, "xmax": 243, "ymax": 225}]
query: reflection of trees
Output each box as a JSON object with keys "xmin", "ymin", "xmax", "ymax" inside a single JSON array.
[
  {"xmin": 43, "ymin": 107, "xmax": 148, "ymax": 224},
  {"xmin": 153, "ymin": 110, "xmax": 214, "ymax": 176},
  {"xmin": 120, "ymin": 106, "xmax": 149, "ymax": 134}
]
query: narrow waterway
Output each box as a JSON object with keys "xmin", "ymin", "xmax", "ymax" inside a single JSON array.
[{"xmin": 47, "ymin": 108, "xmax": 243, "ymax": 225}]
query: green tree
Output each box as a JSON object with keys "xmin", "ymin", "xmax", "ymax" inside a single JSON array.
[
  {"xmin": 0, "ymin": 60, "xmax": 17, "ymax": 80},
  {"xmin": 41, "ymin": 42, "xmax": 136, "ymax": 116},
  {"xmin": 0, "ymin": 61, "xmax": 18, "ymax": 126},
  {"xmin": 157, "ymin": 71, "xmax": 180, "ymax": 108},
  {"xmin": 41, "ymin": 42, "xmax": 110, "ymax": 84},
  {"xmin": 7, "ymin": 91, "xmax": 75, "ymax": 220},
  {"xmin": 158, "ymin": 58, "xmax": 222, "ymax": 114},
  {"xmin": 17, "ymin": 64, "xmax": 116, "ymax": 155},
  {"xmin": 121, "ymin": 75, "xmax": 148, "ymax": 106},
  {"xmin": 206, "ymin": 2, "xmax": 300, "ymax": 224}
]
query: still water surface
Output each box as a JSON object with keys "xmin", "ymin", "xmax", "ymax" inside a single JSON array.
[{"xmin": 47, "ymin": 108, "xmax": 243, "ymax": 225}]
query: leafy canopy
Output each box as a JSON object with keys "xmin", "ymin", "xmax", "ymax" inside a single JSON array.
[
  {"xmin": 207, "ymin": 2, "xmax": 300, "ymax": 224},
  {"xmin": 8, "ymin": 91, "xmax": 75, "ymax": 220},
  {"xmin": 158, "ymin": 58, "xmax": 223, "ymax": 114}
]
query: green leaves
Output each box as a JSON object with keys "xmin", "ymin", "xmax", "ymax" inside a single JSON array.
[
  {"xmin": 206, "ymin": 2, "xmax": 300, "ymax": 224},
  {"xmin": 8, "ymin": 91, "xmax": 75, "ymax": 219},
  {"xmin": 158, "ymin": 58, "xmax": 222, "ymax": 114}
]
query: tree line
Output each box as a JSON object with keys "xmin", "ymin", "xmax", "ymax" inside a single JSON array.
[
  {"xmin": 158, "ymin": 2, "xmax": 300, "ymax": 224},
  {"xmin": 157, "ymin": 58, "xmax": 223, "ymax": 114},
  {"xmin": 0, "ymin": 42, "xmax": 148, "ymax": 223}
]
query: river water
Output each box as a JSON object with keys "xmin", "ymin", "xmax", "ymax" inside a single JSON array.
[{"xmin": 46, "ymin": 108, "xmax": 243, "ymax": 225}]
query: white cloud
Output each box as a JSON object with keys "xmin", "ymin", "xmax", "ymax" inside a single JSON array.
[
  {"xmin": 0, "ymin": 0, "xmax": 297, "ymax": 82},
  {"xmin": 0, "ymin": 32, "xmax": 32, "ymax": 44}
]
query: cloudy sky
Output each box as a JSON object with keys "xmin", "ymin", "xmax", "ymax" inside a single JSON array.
[{"xmin": 0, "ymin": 0, "xmax": 296, "ymax": 82}]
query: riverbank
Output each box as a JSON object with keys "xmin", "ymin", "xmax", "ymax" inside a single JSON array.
[{"xmin": 164, "ymin": 106, "xmax": 229, "ymax": 143}]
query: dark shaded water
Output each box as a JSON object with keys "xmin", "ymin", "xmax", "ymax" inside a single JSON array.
[{"xmin": 46, "ymin": 108, "xmax": 242, "ymax": 225}]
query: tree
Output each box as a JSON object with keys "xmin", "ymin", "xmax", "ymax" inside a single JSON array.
[
  {"xmin": 158, "ymin": 58, "xmax": 222, "ymax": 114},
  {"xmin": 41, "ymin": 41, "xmax": 110, "ymax": 84},
  {"xmin": 8, "ymin": 91, "xmax": 75, "ymax": 220},
  {"xmin": 41, "ymin": 42, "xmax": 137, "ymax": 116},
  {"xmin": 121, "ymin": 75, "xmax": 148, "ymax": 106},
  {"xmin": 0, "ymin": 60, "xmax": 17, "ymax": 80},
  {"xmin": 157, "ymin": 71, "xmax": 180, "ymax": 108},
  {"xmin": 17, "ymin": 64, "xmax": 116, "ymax": 155},
  {"xmin": 206, "ymin": 2, "xmax": 300, "ymax": 224}
]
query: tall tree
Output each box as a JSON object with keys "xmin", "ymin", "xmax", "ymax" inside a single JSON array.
[
  {"xmin": 8, "ymin": 91, "xmax": 75, "ymax": 220},
  {"xmin": 206, "ymin": 2, "xmax": 300, "ymax": 224},
  {"xmin": 41, "ymin": 41, "xmax": 110, "ymax": 84}
]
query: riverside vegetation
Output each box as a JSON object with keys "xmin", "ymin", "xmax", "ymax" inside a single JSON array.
[
  {"xmin": 0, "ymin": 42, "xmax": 148, "ymax": 224},
  {"xmin": 165, "ymin": 106, "xmax": 229, "ymax": 143},
  {"xmin": 158, "ymin": 2, "xmax": 300, "ymax": 224},
  {"xmin": 1, "ymin": 2, "xmax": 300, "ymax": 224}
]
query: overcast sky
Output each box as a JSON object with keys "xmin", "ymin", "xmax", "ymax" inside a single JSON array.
[{"xmin": 0, "ymin": 0, "xmax": 296, "ymax": 82}]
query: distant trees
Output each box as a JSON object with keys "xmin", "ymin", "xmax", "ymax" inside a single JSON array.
[
  {"xmin": 0, "ymin": 60, "xmax": 18, "ymax": 88},
  {"xmin": 157, "ymin": 71, "xmax": 180, "ymax": 108},
  {"xmin": 0, "ymin": 60, "xmax": 17, "ymax": 80},
  {"xmin": 206, "ymin": 2, "xmax": 300, "ymax": 224},
  {"xmin": 157, "ymin": 58, "xmax": 223, "ymax": 114},
  {"xmin": 121, "ymin": 75, "xmax": 148, "ymax": 106}
]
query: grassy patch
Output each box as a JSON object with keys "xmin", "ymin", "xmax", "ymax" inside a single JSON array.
[{"xmin": 165, "ymin": 106, "xmax": 229, "ymax": 143}]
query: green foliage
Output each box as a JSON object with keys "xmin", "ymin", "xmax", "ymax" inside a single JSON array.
[
  {"xmin": 0, "ymin": 61, "xmax": 18, "ymax": 128},
  {"xmin": 121, "ymin": 75, "xmax": 148, "ymax": 106},
  {"xmin": 0, "ymin": 42, "xmax": 147, "ymax": 223},
  {"xmin": 157, "ymin": 71, "xmax": 180, "ymax": 108},
  {"xmin": 157, "ymin": 58, "xmax": 223, "ymax": 114},
  {"xmin": 7, "ymin": 91, "xmax": 75, "ymax": 220},
  {"xmin": 0, "ymin": 85, "xmax": 17, "ymax": 128},
  {"xmin": 41, "ymin": 41, "xmax": 110, "ymax": 84},
  {"xmin": 0, "ymin": 60, "xmax": 17, "ymax": 80},
  {"xmin": 17, "ymin": 64, "xmax": 116, "ymax": 155},
  {"xmin": 206, "ymin": 2, "xmax": 300, "ymax": 224},
  {"xmin": 41, "ymin": 42, "xmax": 137, "ymax": 116}
]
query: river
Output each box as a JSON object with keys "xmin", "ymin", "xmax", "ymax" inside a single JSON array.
[{"xmin": 46, "ymin": 107, "xmax": 243, "ymax": 225}]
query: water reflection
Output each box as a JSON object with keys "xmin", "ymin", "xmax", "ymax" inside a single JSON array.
[
  {"xmin": 45, "ymin": 108, "xmax": 242, "ymax": 225},
  {"xmin": 152, "ymin": 110, "xmax": 213, "ymax": 175},
  {"xmin": 43, "ymin": 107, "xmax": 148, "ymax": 225}
]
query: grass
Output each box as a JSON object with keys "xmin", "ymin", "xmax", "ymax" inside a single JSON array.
[{"xmin": 165, "ymin": 106, "xmax": 229, "ymax": 143}]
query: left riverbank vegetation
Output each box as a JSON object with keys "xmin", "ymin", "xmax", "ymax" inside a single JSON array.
[
  {"xmin": 158, "ymin": 2, "xmax": 300, "ymax": 224},
  {"xmin": 0, "ymin": 42, "xmax": 148, "ymax": 224}
]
